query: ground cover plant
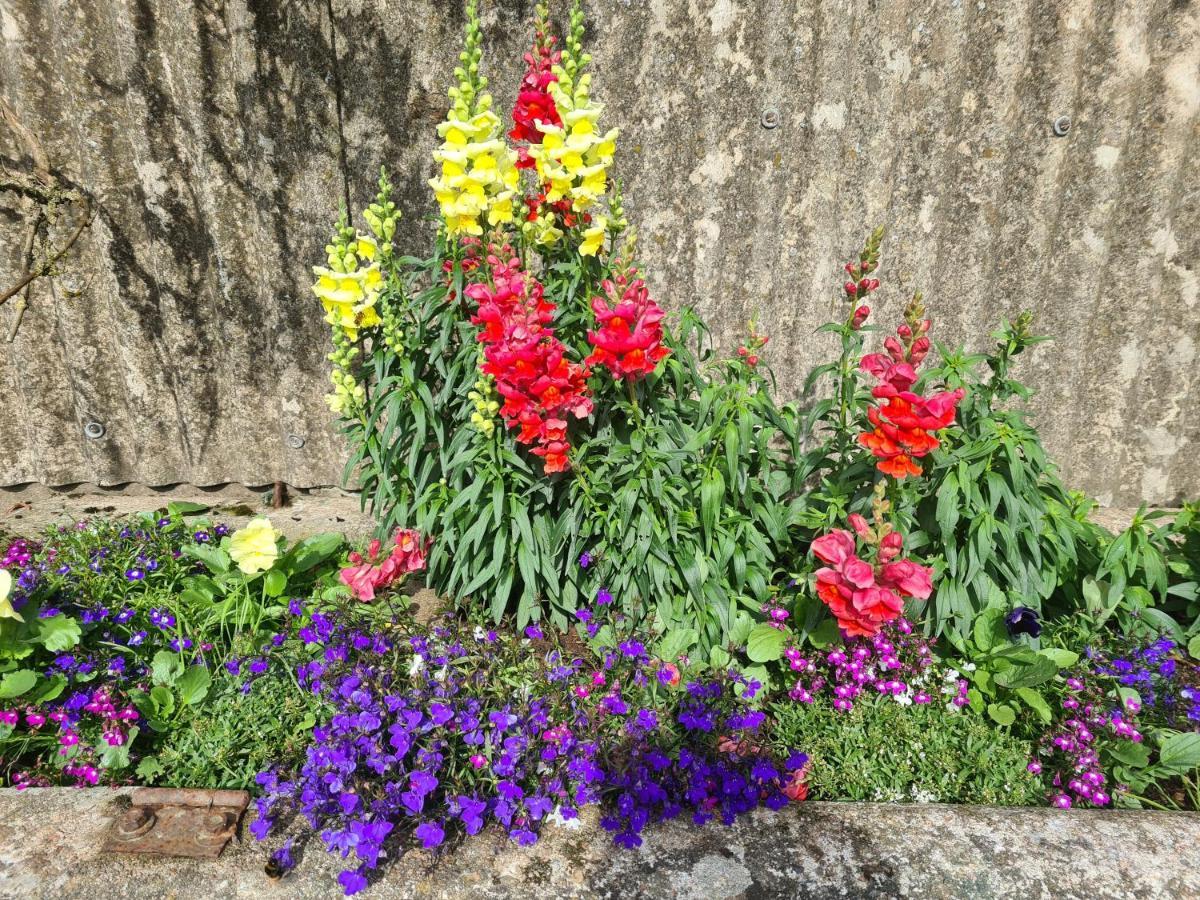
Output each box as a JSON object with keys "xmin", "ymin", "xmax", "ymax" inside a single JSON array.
[{"xmin": 2, "ymin": 0, "xmax": 1200, "ymax": 896}]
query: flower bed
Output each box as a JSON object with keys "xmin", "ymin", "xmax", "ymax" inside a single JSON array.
[{"xmin": 2, "ymin": 1, "xmax": 1200, "ymax": 896}]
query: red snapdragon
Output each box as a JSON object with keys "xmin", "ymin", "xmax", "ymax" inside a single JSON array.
[
  {"xmin": 509, "ymin": 15, "xmax": 562, "ymax": 169},
  {"xmin": 810, "ymin": 492, "xmax": 932, "ymax": 638},
  {"xmin": 811, "ymin": 522, "xmax": 932, "ymax": 638},
  {"xmin": 857, "ymin": 299, "xmax": 963, "ymax": 479},
  {"xmin": 585, "ymin": 270, "xmax": 671, "ymax": 381},
  {"xmin": 466, "ymin": 248, "xmax": 592, "ymax": 473}
]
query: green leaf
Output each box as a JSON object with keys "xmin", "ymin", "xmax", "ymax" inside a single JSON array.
[
  {"xmin": 1158, "ymin": 732, "xmax": 1200, "ymax": 774},
  {"xmin": 32, "ymin": 674, "xmax": 67, "ymax": 703},
  {"xmin": 166, "ymin": 500, "xmax": 210, "ymax": 517},
  {"xmin": 993, "ymin": 654, "xmax": 1057, "ymax": 689},
  {"xmin": 0, "ymin": 669, "xmax": 37, "ymax": 699},
  {"xmin": 1138, "ymin": 607, "xmax": 1184, "ymax": 643},
  {"xmin": 36, "ymin": 615, "xmax": 81, "ymax": 652},
  {"xmin": 278, "ymin": 533, "xmax": 344, "ymax": 574},
  {"xmin": 987, "ymin": 703, "xmax": 1016, "ymax": 726},
  {"xmin": 150, "ymin": 685, "xmax": 175, "ymax": 718},
  {"xmin": 175, "ymin": 665, "xmax": 212, "ymax": 705},
  {"xmin": 1014, "ymin": 687, "xmax": 1052, "ymax": 723},
  {"xmin": 973, "ymin": 607, "xmax": 1004, "ymax": 652},
  {"xmin": 1106, "ymin": 741, "xmax": 1151, "ymax": 768},
  {"xmin": 1188, "ymin": 634, "xmax": 1200, "ymax": 661},
  {"xmin": 708, "ymin": 646, "xmax": 731, "ymax": 668},
  {"xmin": 1037, "ymin": 648, "xmax": 1079, "ymax": 668},
  {"xmin": 181, "ymin": 543, "xmax": 231, "ymax": 574},
  {"xmin": 136, "ymin": 756, "xmax": 164, "ymax": 781},
  {"xmin": 263, "ymin": 569, "xmax": 288, "ymax": 598},
  {"xmin": 745, "ymin": 624, "xmax": 785, "ymax": 663},
  {"xmin": 151, "ymin": 651, "xmax": 183, "ymax": 687},
  {"xmin": 807, "ymin": 617, "xmax": 840, "ymax": 648}
]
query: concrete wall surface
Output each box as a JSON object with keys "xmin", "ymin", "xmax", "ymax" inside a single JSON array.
[{"xmin": 0, "ymin": 0, "xmax": 1197, "ymax": 504}]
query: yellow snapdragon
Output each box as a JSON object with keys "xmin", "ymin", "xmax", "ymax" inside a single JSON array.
[
  {"xmin": 579, "ymin": 215, "xmax": 608, "ymax": 257},
  {"xmin": 522, "ymin": 209, "xmax": 564, "ymax": 247},
  {"xmin": 428, "ymin": 1, "xmax": 519, "ymax": 237},
  {"xmin": 530, "ymin": 74, "xmax": 618, "ymax": 214},
  {"xmin": 311, "ymin": 230, "xmax": 383, "ymax": 341}
]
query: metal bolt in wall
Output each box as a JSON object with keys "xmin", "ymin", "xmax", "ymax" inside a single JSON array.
[
  {"xmin": 285, "ymin": 434, "xmax": 305, "ymax": 450},
  {"xmin": 83, "ymin": 420, "xmax": 106, "ymax": 440},
  {"xmin": 760, "ymin": 107, "xmax": 780, "ymax": 129},
  {"xmin": 1052, "ymin": 115, "xmax": 1072, "ymax": 137}
]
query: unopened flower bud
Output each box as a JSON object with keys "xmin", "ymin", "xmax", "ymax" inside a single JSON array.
[
  {"xmin": 747, "ymin": 355, "xmax": 759, "ymax": 366},
  {"xmin": 844, "ymin": 281, "xmax": 858, "ymax": 297},
  {"xmin": 737, "ymin": 347, "xmax": 748, "ymax": 357},
  {"xmin": 909, "ymin": 336, "xmax": 931, "ymax": 365},
  {"xmin": 897, "ymin": 324, "xmax": 912, "ymax": 339}
]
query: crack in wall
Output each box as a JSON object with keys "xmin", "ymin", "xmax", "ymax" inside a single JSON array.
[{"xmin": 325, "ymin": 0, "xmax": 353, "ymax": 216}]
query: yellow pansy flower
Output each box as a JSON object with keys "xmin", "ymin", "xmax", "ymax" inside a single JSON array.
[
  {"xmin": 0, "ymin": 570, "xmax": 23, "ymax": 623},
  {"xmin": 227, "ymin": 518, "xmax": 281, "ymax": 575}
]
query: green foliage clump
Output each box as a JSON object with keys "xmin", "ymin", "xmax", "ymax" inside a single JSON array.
[
  {"xmin": 770, "ymin": 696, "xmax": 1042, "ymax": 805},
  {"xmin": 140, "ymin": 667, "xmax": 324, "ymax": 790},
  {"xmin": 340, "ymin": 174, "xmax": 796, "ymax": 656}
]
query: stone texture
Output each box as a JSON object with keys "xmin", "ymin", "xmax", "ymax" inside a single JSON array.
[
  {"xmin": 1, "ymin": 1, "xmax": 1198, "ymax": 504},
  {"xmin": 1, "ymin": 788, "xmax": 1199, "ymax": 898}
]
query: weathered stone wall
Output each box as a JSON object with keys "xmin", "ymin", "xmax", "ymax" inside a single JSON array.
[{"xmin": 1, "ymin": 0, "xmax": 1197, "ymax": 504}]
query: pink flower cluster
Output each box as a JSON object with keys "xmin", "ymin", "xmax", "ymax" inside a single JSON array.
[
  {"xmin": 811, "ymin": 515, "xmax": 933, "ymax": 637},
  {"xmin": 784, "ymin": 619, "xmax": 936, "ymax": 712},
  {"xmin": 467, "ymin": 248, "xmax": 593, "ymax": 472},
  {"xmin": 339, "ymin": 529, "xmax": 429, "ymax": 602},
  {"xmin": 585, "ymin": 270, "xmax": 671, "ymax": 382}
]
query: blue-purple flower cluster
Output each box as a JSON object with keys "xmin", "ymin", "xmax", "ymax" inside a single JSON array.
[
  {"xmin": 251, "ymin": 591, "xmax": 806, "ymax": 895},
  {"xmin": 1090, "ymin": 636, "xmax": 1199, "ymax": 727},
  {"xmin": 1029, "ymin": 634, "xmax": 1200, "ymax": 809}
]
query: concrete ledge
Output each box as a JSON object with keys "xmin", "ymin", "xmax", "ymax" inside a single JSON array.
[{"xmin": 1, "ymin": 788, "xmax": 1197, "ymax": 898}]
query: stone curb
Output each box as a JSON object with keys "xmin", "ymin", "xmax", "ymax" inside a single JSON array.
[{"xmin": 1, "ymin": 788, "xmax": 1197, "ymax": 898}]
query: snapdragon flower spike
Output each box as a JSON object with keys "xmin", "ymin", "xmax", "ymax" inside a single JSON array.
[
  {"xmin": 428, "ymin": 1, "xmax": 519, "ymax": 236},
  {"xmin": 810, "ymin": 516, "xmax": 932, "ymax": 638},
  {"xmin": 339, "ymin": 528, "xmax": 429, "ymax": 602},
  {"xmin": 467, "ymin": 248, "xmax": 592, "ymax": 473},
  {"xmin": 509, "ymin": 3, "xmax": 562, "ymax": 169},
  {"xmin": 857, "ymin": 294, "xmax": 963, "ymax": 479},
  {"xmin": 585, "ymin": 269, "xmax": 671, "ymax": 382}
]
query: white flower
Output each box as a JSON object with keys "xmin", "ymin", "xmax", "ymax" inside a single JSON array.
[
  {"xmin": 962, "ymin": 662, "xmax": 977, "ymax": 672},
  {"xmin": 408, "ymin": 655, "xmax": 424, "ymax": 677},
  {"xmin": 944, "ymin": 668, "xmax": 960, "ymax": 681},
  {"xmin": 546, "ymin": 807, "xmax": 582, "ymax": 830}
]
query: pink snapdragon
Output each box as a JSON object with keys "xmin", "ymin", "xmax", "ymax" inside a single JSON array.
[
  {"xmin": 339, "ymin": 529, "xmax": 430, "ymax": 602},
  {"xmin": 811, "ymin": 519, "xmax": 932, "ymax": 638}
]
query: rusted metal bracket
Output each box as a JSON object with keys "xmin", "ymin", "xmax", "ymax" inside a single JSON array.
[{"xmin": 105, "ymin": 788, "xmax": 250, "ymax": 859}]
